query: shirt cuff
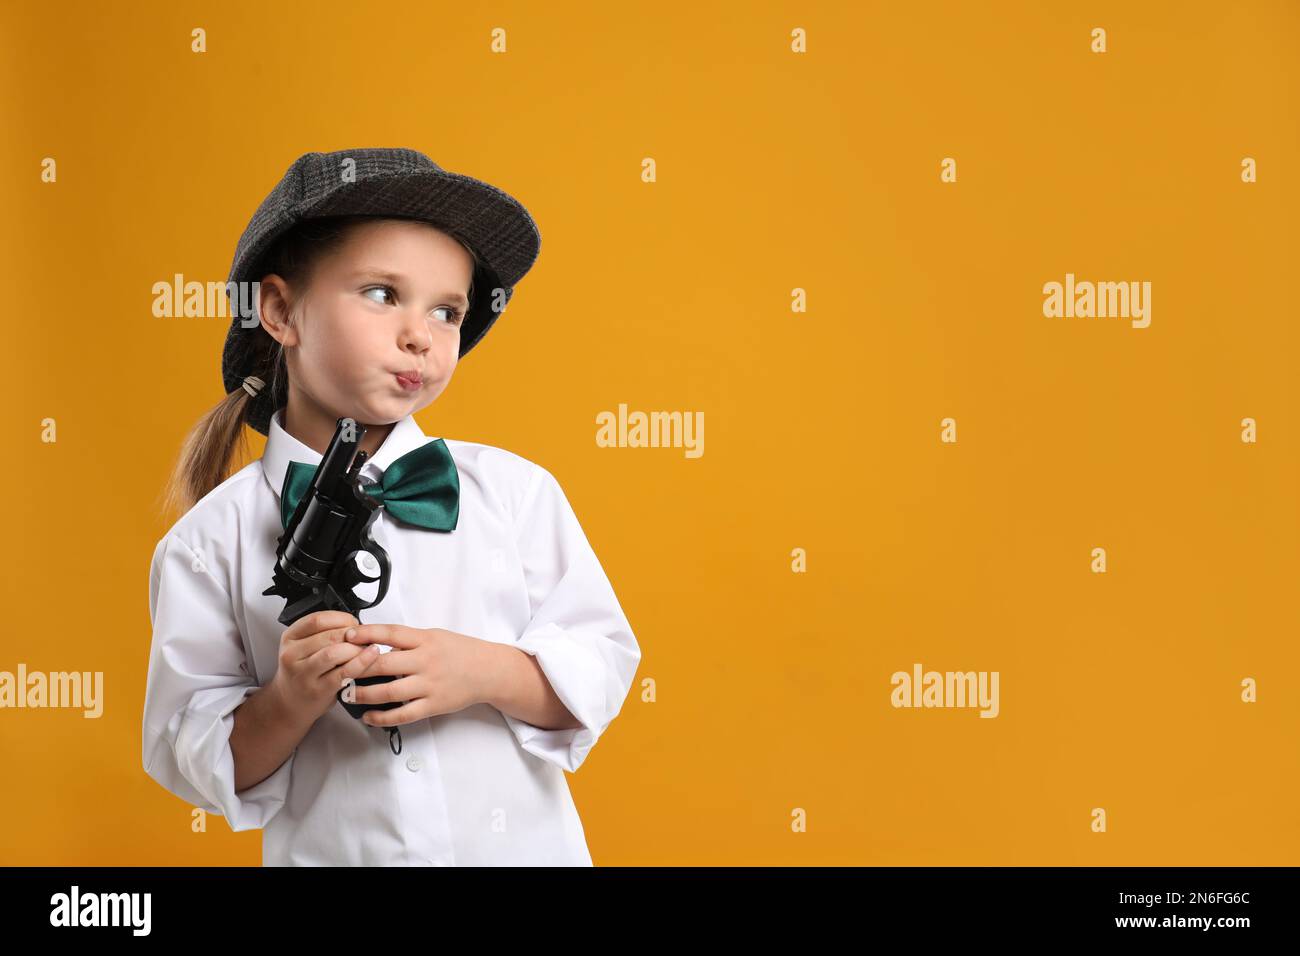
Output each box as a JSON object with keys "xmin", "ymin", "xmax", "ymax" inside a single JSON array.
[
  {"xmin": 500, "ymin": 622, "xmax": 608, "ymax": 774},
  {"xmin": 143, "ymin": 683, "xmax": 295, "ymax": 831}
]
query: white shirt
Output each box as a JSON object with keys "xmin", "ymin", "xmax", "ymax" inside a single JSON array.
[{"xmin": 143, "ymin": 408, "xmax": 640, "ymax": 866}]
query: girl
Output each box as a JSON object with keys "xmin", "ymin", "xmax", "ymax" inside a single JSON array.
[{"xmin": 143, "ymin": 148, "xmax": 641, "ymax": 866}]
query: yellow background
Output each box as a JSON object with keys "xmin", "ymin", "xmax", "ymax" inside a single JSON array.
[{"xmin": 1, "ymin": 0, "xmax": 1297, "ymax": 865}]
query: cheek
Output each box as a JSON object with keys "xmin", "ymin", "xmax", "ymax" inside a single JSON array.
[
  {"xmin": 432, "ymin": 349, "xmax": 459, "ymax": 384},
  {"xmin": 308, "ymin": 311, "xmax": 380, "ymax": 372}
]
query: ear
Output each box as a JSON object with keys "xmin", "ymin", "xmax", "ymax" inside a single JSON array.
[{"xmin": 257, "ymin": 274, "xmax": 300, "ymax": 347}]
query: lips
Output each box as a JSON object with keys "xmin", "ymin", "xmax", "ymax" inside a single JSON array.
[{"xmin": 394, "ymin": 371, "xmax": 423, "ymax": 390}]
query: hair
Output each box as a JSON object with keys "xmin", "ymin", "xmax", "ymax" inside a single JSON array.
[{"xmin": 158, "ymin": 214, "xmax": 481, "ymax": 521}]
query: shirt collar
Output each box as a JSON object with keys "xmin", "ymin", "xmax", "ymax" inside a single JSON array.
[{"xmin": 260, "ymin": 408, "xmax": 435, "ymax": 502}]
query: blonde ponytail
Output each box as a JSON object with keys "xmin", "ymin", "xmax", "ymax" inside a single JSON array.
[{"xmin": 158, "ymin": 337, "xmax": 288, "ymax": 522}]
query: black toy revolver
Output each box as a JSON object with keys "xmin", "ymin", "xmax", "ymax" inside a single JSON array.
[{"xmin": 262, "ymin": 415, "xmax": 408, "ymax": 754}]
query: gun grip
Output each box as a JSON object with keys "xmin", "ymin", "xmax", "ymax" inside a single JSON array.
[{"xmin": 337, "ymin": 675, "xmax": 404, "ymax": 719}]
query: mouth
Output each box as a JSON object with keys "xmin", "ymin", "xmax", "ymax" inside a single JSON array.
[{"xmin": 394, "ymin": 370, "xmax": 423, "ymax": 391}]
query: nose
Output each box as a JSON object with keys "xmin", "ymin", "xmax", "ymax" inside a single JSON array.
[{"xmin": 397, "ymin": 306, "xmax": 432, "ymax": 355}]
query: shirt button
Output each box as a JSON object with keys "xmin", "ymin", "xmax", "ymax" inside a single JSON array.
[{"xmin": 406, "ymin": 755, "xmax": 422, "ymax": 773}]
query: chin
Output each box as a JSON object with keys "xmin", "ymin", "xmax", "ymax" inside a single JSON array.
[
  {"xmin": 381, "ymin": 392, "xmax": 429, "ymax": 417},
  {"xmin": 344, "ymin": 399, "xmax": 401, "ymax": 426},
  {"xmin": 404, "ymin": 394, "xmax": 436, "ymax": 416}
]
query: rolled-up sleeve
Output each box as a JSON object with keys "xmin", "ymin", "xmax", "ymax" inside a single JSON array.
[
  {"xmin": 142, "ymin": 533, "xmax": 294, "ymax": 830},
  {"xmin": 502, "ymin": 465, "xmax": 641, "ymax": 773}
]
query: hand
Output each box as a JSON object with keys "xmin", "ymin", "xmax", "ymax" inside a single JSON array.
[
  {"xmin": 342, "ymin": 623, "xmax": 496, "ymax": 727},
  {"xmin": 270, "ymin": 610, "xmax": 386, "ymax": 723}
]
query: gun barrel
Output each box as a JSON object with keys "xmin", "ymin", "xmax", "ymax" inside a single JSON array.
[
  {"xmin": 283, "ymin": 418, "xmax": 369, "ymax": 581},
  {"xmin": 311, "ymin": 418, "xmax": 367, "ymax": 500}
]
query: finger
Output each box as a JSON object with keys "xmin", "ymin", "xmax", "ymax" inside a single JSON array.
[
  {"xmin": 346, "ymin": 623, "xmax": 419, "ymax": 650},
  {"xmin": 284, "ymin": 610, "xmax": 361, "ymax": 642},
  {"xmin": 283, "ymin": 610, "xmax": 359, "ymax": 644},
  {"xmin": 292, "ymin": 625, "xmax": 361, "ymax": 665},
  {"xmin": 350, "ymin": 674, "xmax": 421, "ymax": 707},
  {"xmin": 348, "ymin": 647, "xmax": 414, "ymax": 679},
  {"xmin": 331, "ymin": 644, "xmax": 383, "ymax": 682},
  {"xmin": 304, "ymin": 639, "xmax": 365, "ymax": 678},
  {"xmin": 360, "ymin": 698, "xmax": 427, "ymax": 728}
]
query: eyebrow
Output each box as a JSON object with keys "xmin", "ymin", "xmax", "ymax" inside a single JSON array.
[{"xmin": 348, "ymin": 269, "xmax": 469, "ymax": 308}]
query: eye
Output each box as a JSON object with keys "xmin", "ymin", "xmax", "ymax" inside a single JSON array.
[
  {"xmin": 361, "ymin": 285, "xmax": 396, "ymax": 305},
  {"xmin": 431, "ymin": 305, "xmax": 466, "ymax": 327}
]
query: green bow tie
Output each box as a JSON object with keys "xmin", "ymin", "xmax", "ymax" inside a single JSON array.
[{"xmin": 278, "ymin": 438, "xmax": 460, "ymax": 532}]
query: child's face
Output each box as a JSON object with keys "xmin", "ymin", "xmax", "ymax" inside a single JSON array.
[{"xmin": 262, "ymin": 218, "xmax": 474, "ymax": 430}]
